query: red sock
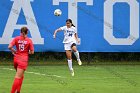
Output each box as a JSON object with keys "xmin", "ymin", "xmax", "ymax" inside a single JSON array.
[
  {"xmin": 11, "ymin": 78, "xmax": 22, "ymax": 93},
  {"xmin": 17, "ymin": 76, "xmax": 24, "ymax": 92}
]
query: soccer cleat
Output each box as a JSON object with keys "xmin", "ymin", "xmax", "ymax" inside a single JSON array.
[
  {"xmin": 70, "ymin": 69, "xmax": 74, "ymax": 76},
  {"xmin": 78, "ymin": 59, "xmax": 82, "ymax": 66}
]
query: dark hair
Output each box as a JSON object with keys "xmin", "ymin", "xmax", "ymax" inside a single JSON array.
[
  {"xmin": 21, "ymin": 27, "xmax": 28, "ymax": 35},
  {"xmin": 66, "ymin": 19, "xmax": 75, "ymax": 27}
]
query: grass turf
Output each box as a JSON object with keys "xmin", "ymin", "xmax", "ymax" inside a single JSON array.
[{"xmin": 0, "ymin": 64, "xmax": 140, "ymax": 93}]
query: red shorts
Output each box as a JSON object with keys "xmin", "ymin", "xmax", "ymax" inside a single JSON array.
[{"xmin": 14, "ymin": 59, "xmax": 28, "ymax": 70}]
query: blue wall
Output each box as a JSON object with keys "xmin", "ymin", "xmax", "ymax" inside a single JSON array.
[{"xmin": 0, "ymin": 0, "xmax": 140, "ymax": 52}]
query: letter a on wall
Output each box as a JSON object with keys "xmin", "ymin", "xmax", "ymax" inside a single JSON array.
[{"xmin": 0, "ymin": 0, "xmax": 44, "ymax": 44}]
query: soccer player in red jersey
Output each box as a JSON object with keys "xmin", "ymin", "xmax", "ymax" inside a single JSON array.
[{"xmin": 8, "ymin": 27, "xmax": 34, "ymax": 93}]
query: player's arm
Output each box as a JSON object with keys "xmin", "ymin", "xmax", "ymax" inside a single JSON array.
[
  {"xmin": 74, "ymin": 27, "xmax": 80, "ymax": 43},
  {"xmin": 29, "ymin": 50, "xmax": 34, "ymax": 55},
  {"xmin": 75, "ymin": 33, "xmax": 80, "ymax": 43},
  {"xmin": 8, "ymin": 44, "xmax": 16, "ymax": 55},
  {"xmin": 29, "ymin": 40, "xmax": 34, "ymax": 55},
  {"xmin": 53, "ymin": 28, "xmax": 62, "ymax": 39},
  {"xmin": 8, "ymin": 38, "xmax": 16, "ymax": 55}
]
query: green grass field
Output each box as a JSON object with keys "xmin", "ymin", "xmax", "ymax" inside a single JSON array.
[{"xmin": 0, "ymin": 64, "xmax": 140, "ymax": 93}]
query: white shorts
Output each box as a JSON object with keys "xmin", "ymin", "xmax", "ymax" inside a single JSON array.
[{"xmin": 64, "ymin": 42, "xmax": 76, "ymax": 50}]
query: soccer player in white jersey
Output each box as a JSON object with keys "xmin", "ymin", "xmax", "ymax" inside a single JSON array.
[{"xmin": 53, "ymin": 19, "xmax": 82, "ymax": 76}]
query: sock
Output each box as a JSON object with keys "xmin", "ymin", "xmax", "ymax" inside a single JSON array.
[
  {"xmin": 68, "ymin": 60, "xmax": 73, "ymax": 70},
  {"xmin": 17, "ymin": 76, "xmax": 24, "ymax": 92},
  {"xmin": 74, "ymin": 51, "xmax": 80, "ymax": 60},
  {"xmin": 11, "ymin": 78, "xmax": 22, "ymax": 93}
]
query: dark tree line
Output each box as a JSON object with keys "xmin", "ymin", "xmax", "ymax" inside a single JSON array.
[{"xmin": 0, "ymin": 52, "xmax": 140, "ymax": 63}]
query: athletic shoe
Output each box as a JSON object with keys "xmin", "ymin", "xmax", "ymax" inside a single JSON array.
[
  {"xmin": 70, "ymin": 69, "xmax": 74, "ymax": 76},
  {"xmin": 78, "ymin": 59, "xmax": 82, "ymax": 66}
]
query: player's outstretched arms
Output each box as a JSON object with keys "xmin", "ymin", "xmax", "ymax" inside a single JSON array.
[{"xmin": 53, "ymin": 28, "xmax": 62, "ymax": 39}]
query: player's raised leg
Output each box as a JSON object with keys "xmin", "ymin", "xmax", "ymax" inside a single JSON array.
[
  {"xmin": 72, "ymin": 45, "xmax": 82, "ymax": 65},
  {"xmin": 11, "ymin": 68, "xmax": 25, "ymax": 93},
  {"xmin": 66, "ymin": 50, "xmax": 74, "ymax": 76}
]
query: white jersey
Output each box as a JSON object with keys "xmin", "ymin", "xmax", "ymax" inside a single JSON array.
[{"xmin": 60, "ymin": 26, "xmax": 77, "ymax": 43}]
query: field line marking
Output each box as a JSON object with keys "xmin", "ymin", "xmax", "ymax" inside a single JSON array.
[{"xmin": 1, "ymin": 67, "xmax": 66, "ymax": 78}]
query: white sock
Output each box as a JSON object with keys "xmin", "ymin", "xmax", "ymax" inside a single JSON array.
[
  {"xmin": 68, "ymin": 60, "xmax": 73, "ymax": 70},
  {"xmin": 74, "ymin": 51, "xmax": 80, "ymax": 60}
]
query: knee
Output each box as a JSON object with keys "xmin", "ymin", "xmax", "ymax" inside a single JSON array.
[
  {"xmin": 72, "ymin": 47, "xmax": 77, "ymax": 52},
  {"xmin": 67, "ymin": 58, "xmax": 72, "ymax": 60},
  {"xmin": 73, "ymin": 50, "xmax": 77, "ymax": 52},
  {"xmin": 67, "ymin": 56, "xmax": 72, "ymax": 60}
]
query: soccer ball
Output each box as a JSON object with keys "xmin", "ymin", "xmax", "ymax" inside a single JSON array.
[{"xmin": 54, "ymin": 9, "xmax": 62, "ymax": 16}]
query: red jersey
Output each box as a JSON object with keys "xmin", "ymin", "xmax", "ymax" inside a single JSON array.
[{"xmin": 10, "ymin": 36, "xmax": 34, "ymax": 62}]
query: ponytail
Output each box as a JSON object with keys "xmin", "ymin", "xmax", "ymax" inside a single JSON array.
[{"xmin": 72, "ymin": 24, "xmax": 75, "ymax": 27}]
